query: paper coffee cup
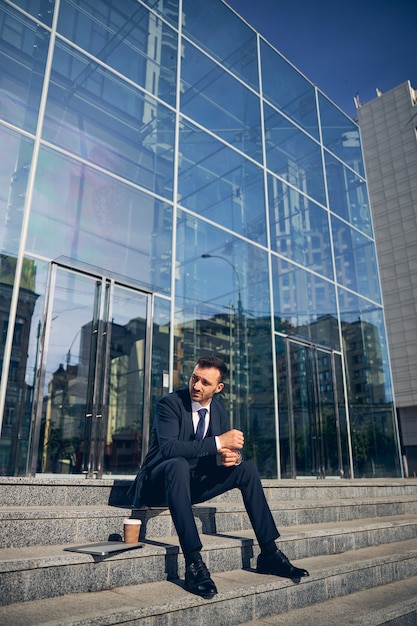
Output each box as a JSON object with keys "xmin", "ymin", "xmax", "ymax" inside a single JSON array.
[{"xmin": 123, "ymin": 518, "xmax": 142, "ymax": 543}]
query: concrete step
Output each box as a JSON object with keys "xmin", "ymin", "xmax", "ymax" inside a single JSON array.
[
  {"xmin": 1, "ymin": 516, "xmax": 417, "ymax": 605},
  {"xmin": 2, "ymin": 495, "xmax": 417, "ymax": 549},
  {"xmin": 2, "ymin": 477, "xmax": 417, "ymax": 508},
  {"xmin": 0, "ymin": 477, "xmax": 130, "ymax": 507},
  {"xmin": 0, "ymin": 540, "xmax": 416, "ymax": 625},
  {"xmin": 263, "ymin": 480, "xmax": 417, "ymax": 502},
  {"xmin": 0, "ymin": 505, "xmax": 130, "ymax": 549},
  {"xmin": 239, "ymin": 576, "xmax": 417, "ymax": 625}
]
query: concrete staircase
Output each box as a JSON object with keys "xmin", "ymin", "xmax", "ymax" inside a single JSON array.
[{"xmin": 0, "ymin": 477, "xmax": 417, "ymax": 625}]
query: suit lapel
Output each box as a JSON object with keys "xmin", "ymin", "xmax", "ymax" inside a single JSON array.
[
  {"xmin": 181, "ymin": 389, "xmax": 195, "ymax": 440},
  {"xmin": 208, "ymin": 400, "xmax": 221, "ymax": 436}
]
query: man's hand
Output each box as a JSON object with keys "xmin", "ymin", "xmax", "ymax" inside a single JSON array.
[
  {"xmin": 218, "ymin": 429, "xmax": 244, "ymax": 450},
  {"xmin": 218, "ymin": 447, "xmax": 241, "ymax": 467}
]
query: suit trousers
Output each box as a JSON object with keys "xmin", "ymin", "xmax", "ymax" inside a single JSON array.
[{"xmin": 141, "ymin": 456, "xmax": 280, "ymax": 555}]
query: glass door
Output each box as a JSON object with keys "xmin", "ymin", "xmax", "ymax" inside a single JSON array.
[
  {"xmin": 276, "ymin": 335, "xmax": 346, "ymax": 478},
  {"xmin": 27, "ymin": 263, "xmax": 151, "ymax": 477},
  {"xmin": 103, "ymin": 283, "xmax": 151, "ymax": 475}
]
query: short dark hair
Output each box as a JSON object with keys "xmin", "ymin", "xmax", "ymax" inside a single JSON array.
[{"xmin": 195, "ymin": 355, "xmax": 228, "ymax": 382}]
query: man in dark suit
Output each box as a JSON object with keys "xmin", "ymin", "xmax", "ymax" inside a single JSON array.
[{"xmin": 128, "ymin": 355, "xmax": 308, "ymax": 599}]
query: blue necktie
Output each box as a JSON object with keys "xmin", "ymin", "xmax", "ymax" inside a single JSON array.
[{"xmin": 195, "ymin": 408, "xmax": 207, "ymax": 440}]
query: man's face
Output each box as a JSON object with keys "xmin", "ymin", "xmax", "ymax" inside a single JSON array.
[{"xmin": 189, "ymin": 366, "xmax": 224, "ymax": 407}]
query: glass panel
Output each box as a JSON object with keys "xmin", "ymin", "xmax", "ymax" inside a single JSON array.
[
  {"xmin": 0, "ymin": 128, "xmax": 33, "ymax": 468},
  {"xmin": 36, "ymin": 268, "xmax": 100, "ymax": 474},
  {"xmin": 178, "ymin": 119, "xmax": 266, "ymax": 245},
  {"xmin": 272, "ymin": 258, "xmax": 339, "ymax": 349},
  {"xmin": 276, "ymin": 336, "xmax": 346, "ymax": 478},
  {"xmin": 338, "ymin": 287, "xmax": 401, "ymax": 477},
  {"xmin": 175, "ymin": 211, "xmax": 277, "ymax": 477},
  {"xmin": 141, "ymin": 0, "xmax": 179, "ymax": 28},
  {"xmin": 81, "ymin": 274, "xmax": 104, "ymax": 476},
  {"xmin": 260, "ymin": 40, "xmax": 319, "ymax": 139},
  {"xmin": 268, "ymin": 174, "xmax": 333, "ymax": 278},
  {"xmin": 291, "ymin": 343, "xmax": 345, "ymax": 477},
  {"xmin": 318, "ymin": 92, "xmax": 364, "ymax": 177},
  {"xmin": 334, "ymin": 352, "xmax": 351, "ymax": 478},
  {"xmin": 0, "ymin": 5, "xmax": 48, "ymax": 133},
  {"xmin": 0, "ymin": 256, "xmax": 42, "ymax": 476},
  {"xmin": 264, "ymin": 103, "xmax": 326, "ymax": 206},
  {"xmin": 3, "ymin": 0, "xmax": 54, "ymax": 27},
  {"xmin": 0, "ymin": 126, "xmax": 34, "ymax": 256},
  {"xmin": 316, "ymin": 348, "xmax": 343, "ymax": 477},
  {"xmin": 332, "ymin": 217, "xmax": 381, "ymax": 303},
  {"xmin": 181, "ymin": 40, "xmax": 262, "ymax": 162},
  {"xmin": 105, "ymin": 284, "xmax": 148, "ymax": 474},
  {"xmin": 42, "ymin": 40, "xmax": 175, "ymax": 199},
  {"xmin": 26, "ymin": 146, "xmax": 172, "ymax": 294},
  {"xmin": 275, "ymin": 335, "xmax": 292, "ymax": 478},
  {"xmin": 290, "ymin": 342, "xmax": 318, "ymax": 476},
  {"xmin": 58, "ymin": 0, "xmax": 178, "ymax": 107},
  {"xmin": 182, "ymin": 0, "xmax": 258, "ymax": 90},
  {"xmin": 325, "ymin": 151, "xmax": 372, "ymax": 236},
  {"xmin": 149, "ymin": 296, "xmax": 171, "ymax": 431}
]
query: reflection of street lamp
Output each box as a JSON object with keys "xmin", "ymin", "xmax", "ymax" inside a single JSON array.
[
  {"xmin": 201, "ymin": 254, "xmax": 242, "ymax": 317},
  {"xmin": 201, "ymin": 254, "xmax": 246, "ymax": 429},
  {"xmin": 66, "ymin": 328, "xmax": 81, "ymax": 366}
]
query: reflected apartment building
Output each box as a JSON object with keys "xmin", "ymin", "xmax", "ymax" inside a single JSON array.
[{"xmin": 0, "ymin": 0, "xmax": 402, "ymax": 480}]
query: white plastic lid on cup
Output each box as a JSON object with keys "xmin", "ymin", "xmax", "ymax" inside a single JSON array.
[{"xmin": 123, "ymin": 518, "xmax": 141, "ymax": 525}]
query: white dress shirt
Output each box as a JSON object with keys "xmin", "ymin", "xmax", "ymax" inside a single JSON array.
[{"xmin": 191, "ymin": 401, "xmax": 221, "ymax": 450}]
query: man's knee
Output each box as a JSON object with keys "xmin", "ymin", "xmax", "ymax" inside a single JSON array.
[
  {"xmin": 241, "ymin": 458, "xmax": 260, "ymax": 475},
  {"xmin": 163, "ymin": 457, "xmax": 191, "ymax": 482},
  {"xmin": 237, "ymin": 458, "xmax": 263, "ymax": 485}
]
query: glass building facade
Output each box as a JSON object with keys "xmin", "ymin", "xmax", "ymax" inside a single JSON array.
[{"xmin": 0, "ymin": 0, "xmax": 402, "ymax": 479}]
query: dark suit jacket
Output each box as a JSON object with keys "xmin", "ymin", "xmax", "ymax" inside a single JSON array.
[{"xmin": 128, "ymin": 388, "xmax": 230, "ymax": 508}]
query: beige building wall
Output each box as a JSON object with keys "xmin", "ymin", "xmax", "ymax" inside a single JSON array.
[{"xmin": 357, "ymin": 81, "xmax": 417, "ymax": 474}]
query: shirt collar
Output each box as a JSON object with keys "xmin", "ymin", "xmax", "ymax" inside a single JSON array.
[{"xmin": 191, "ymin": 400, "xmax": 211, "ymax": 413}]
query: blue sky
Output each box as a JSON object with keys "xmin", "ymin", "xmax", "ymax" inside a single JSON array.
[{"xmin": 226, "ymin": 0, "xmax": 417, "ymax": 118}]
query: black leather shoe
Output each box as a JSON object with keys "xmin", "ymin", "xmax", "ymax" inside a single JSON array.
[
  {"xmin": 256, "ymin": 550, "xmax": 309, "ymax": 582},
  {"xmin": 185, "ymin": 559, "xmax": 218, "ymax": 599}
]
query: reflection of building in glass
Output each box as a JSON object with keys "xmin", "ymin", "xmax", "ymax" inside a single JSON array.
[
  {"xmin": 0, "ymin": 256, "xmax": 38, "ymax": 475},
  {"xmin": 342, "ymin": 318, "xmax": 399, "ymax": 476},
  {"xmin": 40, "ymin": 361, "xmax": 81, "ymax": 474},
  {"xmin": 0, "ymin": 0, "xmax": 402, "ymax": 479},
  {"xmin": 39, "ymin": 314, "xmax": 171, "ymax": 475},
  {"xmin": 343, "ymin": 320, "xmax": 386, "ymax": 406},
  {"xmin": 106, "ymin": 320, "xmax": 145, "ymax": 473}
]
